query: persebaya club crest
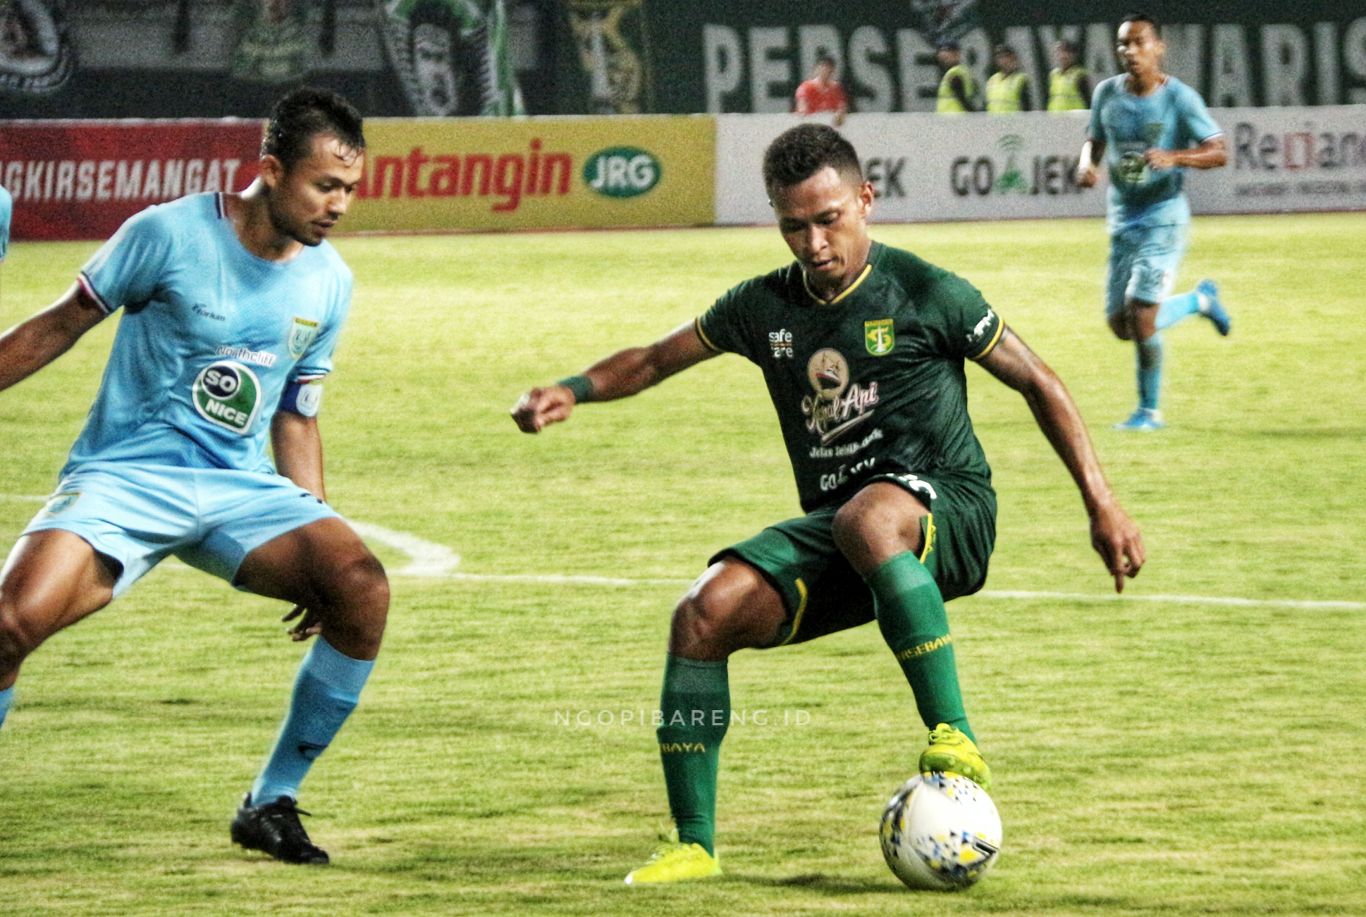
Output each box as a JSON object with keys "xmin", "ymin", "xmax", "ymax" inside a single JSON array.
[
  {"xmin": 865, "ymin": 319, "xmax": 895, "ymax": 356},
  {"xmin": 288, "ymin": 317, "xmax": 319, "ymax": 358}
]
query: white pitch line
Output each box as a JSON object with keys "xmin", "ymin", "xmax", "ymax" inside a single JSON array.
[
  {"xmin": 975, "ymin": 589, "xmax": 1365, "ymax": 611},
  {"xmin": 349, "ymin": 520, "xmax": 460, "ymax": 578},
  {"xmin": 357, "ymin": 525, "xmax": 1365, "ymax": 610},
  {"xmin": 3, "ymin": 495, "xmax": 1363, "ymax": 611},
  {"xmin": 444, "ymin": 571, "xmax": 687, "ymax": 587}
]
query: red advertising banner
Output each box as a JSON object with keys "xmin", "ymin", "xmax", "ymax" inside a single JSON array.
[{"xmin": 0, "ymin": 120, "xmax": 263, "ymax": 241}]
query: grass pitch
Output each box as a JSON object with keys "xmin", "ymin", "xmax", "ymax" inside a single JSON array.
[{"xmin": 1, "ymin": 213, "xmax": 1363, "ymax": 915}]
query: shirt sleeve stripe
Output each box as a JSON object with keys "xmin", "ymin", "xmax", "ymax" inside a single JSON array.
[
  {"xmin": 76, "ymin": 272, "xmax": 114, "ymax": 315},
  {"xmin": 968, "ymin": 319, "xmax": 1005, "ymax": 361},
  {"xmin": 694, "ymin": 316, "xmax": 724, "ymax": 353}
]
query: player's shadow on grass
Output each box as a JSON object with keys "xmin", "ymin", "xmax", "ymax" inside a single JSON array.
[{"xmin": 743, "ymin": 872, "xmax": 903, "ymax": 895}]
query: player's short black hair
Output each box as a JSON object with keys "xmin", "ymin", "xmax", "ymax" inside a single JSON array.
[
  {"xmin": 815, "ymin": 53, "xmax": 836, "ymax": 68},
  {"xmin": 763, "ymin": 124, "xmax": 862, "ymax": 195},
  {"xmin": 261, "ymin": 87, "xmax": 365, "ymax": 170},
  {"xmin": 1120, "ymin": 12, "xmax": 1161, "ymax": 36},
  {"xmin": 1055, "ymin": 38, "xmax": 1078, "ymax": 54}
]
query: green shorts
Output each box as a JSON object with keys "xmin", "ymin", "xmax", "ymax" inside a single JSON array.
[{"xmin": 713, "ymin": 472, "xmax": 996, "ymax": 647}]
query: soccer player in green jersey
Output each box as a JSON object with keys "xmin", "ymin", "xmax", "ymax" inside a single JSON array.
[{"xmin": 512, "ymin": 124, "xmax": 1145, "ymax": 884}]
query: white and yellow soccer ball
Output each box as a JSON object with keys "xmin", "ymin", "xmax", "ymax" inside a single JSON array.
[{"xmin": 879, "ymin": 772, "xmax": 1002, "ymax": 890}]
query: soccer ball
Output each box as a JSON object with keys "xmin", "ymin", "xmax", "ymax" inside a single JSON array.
[{"xmin": 879, "ymin": 773, "xmax": 1002, "ymax": 890}]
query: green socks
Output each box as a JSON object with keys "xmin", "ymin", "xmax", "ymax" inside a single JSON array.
[
  {"xmin": 656, "ymin": 655, "xmax": 729, "ymax": 855},
  {"xmin": 652, "ymin": 553, "xmax": 967, "ymax": 854},
  {"xmin": 867, "ymin": 551, "xmax": 974, "ymax": 742}
]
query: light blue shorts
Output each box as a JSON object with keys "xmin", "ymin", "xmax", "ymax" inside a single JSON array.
[
  {"xmin": 23, "ymin": 462, "xmax": 340, "ymax": 597},
  {"xmin": 1106, "ymin": 222, "xmax": 1190, "ymax": 318}
]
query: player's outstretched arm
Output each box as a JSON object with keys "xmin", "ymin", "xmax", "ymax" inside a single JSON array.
[
  {"xmin": 978, "ymin": 327, "xmax": 1145, "ymax": 592},
  {"xmin": 1145, "ymin": 135, "xmax": 1227, "ymax": 171},
  {"xmin": 510, "ymin": 320, "xmax": 716, "ymax": 434},
  {"xmin": 0, "ymin": 283, "xmax": 107, "ymax": 394},
  {"xmin": 1076, "ymin": 138, "xmax": 1105, "ymax": 187}
]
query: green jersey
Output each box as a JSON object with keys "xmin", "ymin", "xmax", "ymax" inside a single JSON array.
[{"xmin": 696, "ymin": 242, "xmax": 1004, "ymax": 513}]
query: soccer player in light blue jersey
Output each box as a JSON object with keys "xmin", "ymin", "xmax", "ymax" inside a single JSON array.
[
  {"xmin": 1077, "ymin": 13, "xmax": 1232, "ymax": 431},
  {"xmin": 0, "ymin": 183, "xmax": 11, "ymax": 262},
  {"xmin": 0, "ymin": 88, "xmax": 387, "ymax": 865}
]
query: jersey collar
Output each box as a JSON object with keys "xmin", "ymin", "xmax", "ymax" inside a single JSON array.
[{"xmin": 802, "ymin": 258, "xmax": 874, "ymax": 306}]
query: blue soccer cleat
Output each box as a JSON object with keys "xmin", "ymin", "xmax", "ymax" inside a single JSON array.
[
  {"xmin": 1197, "ymin": 280, "xmax": 1231, "ymax": 336},
  {"xmin": 1114, "ymin": 408, "xmax": 1165, "ymax": 431}
]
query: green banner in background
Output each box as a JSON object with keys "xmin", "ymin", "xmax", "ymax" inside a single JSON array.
[
  {"xmin": 0, "ymin": 0, "xmax": 76, "ymax": 94},
  {"xmin": 378, "ymin": 0, "xmax": 525, "ymax": 116},
  {"xmin": 560, "ymin": 0, "xmax": 651, "ymax": 114},
  {"xmin": 570, "ymin": 1, "xmax": 1366, "ymax": 113},
  {"xmin": 230, "ymin": 0, "xmax": 311, "ymax": 85}
]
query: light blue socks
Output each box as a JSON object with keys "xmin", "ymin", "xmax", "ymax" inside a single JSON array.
[
  {"xmin": 0, "ymin": 685, "xmax": 13, "ymax": 730},
  {"xmin": 250, "ymin": 636, "xmax": 374, "ymax": 805},
  {"xmin": 1136, "ymin": 334, "xmax": 1164, "ymax": 411},
  {"xmin": 1156, "ymin": 289, "xmax": 1202, "ymax": 330}
]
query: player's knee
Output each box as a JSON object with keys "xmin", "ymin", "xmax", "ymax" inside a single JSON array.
[
  {"xmin": 671, "ymin": 587, "xmax": 747, "ymax": 658},
  {"xmin": 321, "ymin": 553, "xmax": 389, "ymax": 640},
  {"xmin": 831, "ymin": 500, "xmax": 877, "ymax": 560},
  {"xmin": 832, "ymin": 492, "xmax": 918, "ymax": 570},
  {"xmin": 1108, "ymin": 313, "xmax": 1132, "ymax": 340}
]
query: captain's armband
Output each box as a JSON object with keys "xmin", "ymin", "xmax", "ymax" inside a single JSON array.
[{"xmin": 280, "ymin": 379, "xmax": 324, "ymax": 417}]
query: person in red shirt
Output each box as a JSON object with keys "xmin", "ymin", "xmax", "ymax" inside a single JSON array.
[{"xmin": 795, "ymin": 54, "xmax": 849, "ymax": 126}]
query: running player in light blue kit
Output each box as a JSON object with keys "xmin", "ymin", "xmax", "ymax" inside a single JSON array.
[
  {"xmin": 0, "ymin": 182, "xmax": 11, "ymax": 262},
  {"xmin": 0, "ymin": 88, "xmax": 387, "ymax": 865},
  {"xmin": 1077, "ymin": 13, "xmax": 1232, "ymax": 431}
]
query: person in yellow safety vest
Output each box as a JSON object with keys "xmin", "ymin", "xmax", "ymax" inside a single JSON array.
[
  {"xmin": 935, "ymin": 40, "xmax": 978, "ymax": 113},
  {"xmin": 985, "ymin": 44, "xmax": 1032, "ymax": 112},
  {"xmin": 1048, "ymin": 39, "xmax": 1091, "ymax": 111}
]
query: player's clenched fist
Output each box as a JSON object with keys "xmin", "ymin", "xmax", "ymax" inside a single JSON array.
[{"xmin": 510, "ymin": 385, "xmax": 576, "ymax": 433}]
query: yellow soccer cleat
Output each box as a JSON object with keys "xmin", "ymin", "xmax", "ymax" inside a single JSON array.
[
  {"xmin": 624, "ymin": 841, "xmax": 722, "ymax": 885},
  {"xmin": 919, "ymin": 723, "xmax": 992, "ymax": 791}
]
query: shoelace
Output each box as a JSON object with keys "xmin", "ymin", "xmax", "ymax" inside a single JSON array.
[{"xmin": 262, "ymin": 801, "xmax": 314, "ymax": 828}]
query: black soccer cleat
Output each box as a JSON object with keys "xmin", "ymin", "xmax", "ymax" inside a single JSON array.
[{"xmin": 230, "ymin": 793, "xmax": 330, "ymax": 865}]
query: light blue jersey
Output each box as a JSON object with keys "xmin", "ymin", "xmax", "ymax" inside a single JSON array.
[
  {"xmin": 69, "ymin": 192, "xmax": 352, "ymax": 475},
  {"xmin": 0, "ymin": 183, "xmax": 12, "ymax": 261},
  {"xmin": 1088, "ymin": 74, "xmax": 1222, "ymax": 232}
]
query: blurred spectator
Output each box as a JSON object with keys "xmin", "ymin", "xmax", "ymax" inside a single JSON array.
[
  {"xmin": 985, "ymin": 44, "xmax": 1031, "ymax": 112},
  {"xmin": 935, "ymin": 40, "xmax": 977, "ymax": 113},
  {"xmin": 794, "ymin": 54, "xmax": 849, "ymax": 126},
  {"xmin": 1047, "ymin": 39, "xmax": 1091, "ymax": 111}
]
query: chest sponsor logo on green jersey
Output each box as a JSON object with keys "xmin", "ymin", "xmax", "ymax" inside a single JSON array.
[
  {"xmin": 768, "ymin": 328, "xmax": 794, "ymax": 358},
  {"xmin": 803, "ymin": 348, "xmax": 880, "ymax": 445},
  {"xmin": 865, "ymin": 319, "xmax": 894, "ymax": 356},
  {"xmin": 288, "ymin": 316, "xmax": 319, "ymax": 359},
  {"xmin": 193, "ymin": 360, "xmax": 262, "ymax": 434}
]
